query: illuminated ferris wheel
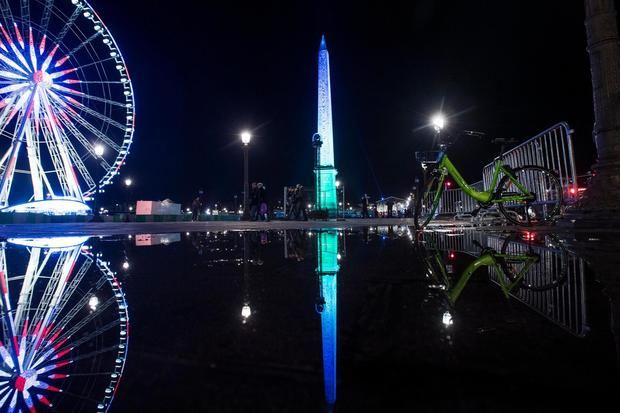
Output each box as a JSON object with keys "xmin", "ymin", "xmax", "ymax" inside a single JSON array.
[
  {"xmin": 0, "ymin": 0, "xmax": 134, "ymax": 214},
  {"xmin": 0, "ymin": 237, "xmax": 129, "ymax": 412}
]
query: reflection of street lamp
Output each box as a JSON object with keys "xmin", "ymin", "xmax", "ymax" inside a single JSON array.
[
  {"xmin": 241, "ymin": 232, "xmax": 252, "ymax": 324},
  {"xmin": 241, "ymin": 131, "xmax": 252, "ymax": 220}
]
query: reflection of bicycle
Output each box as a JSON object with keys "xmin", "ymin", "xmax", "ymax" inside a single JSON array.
[
  {"xmin": 414, "ymin": 138, "xmax": 563, "ymax": 228},
  {"xmin": 419, "ymin": 237, "xmax": 541, "ymax": 306}
]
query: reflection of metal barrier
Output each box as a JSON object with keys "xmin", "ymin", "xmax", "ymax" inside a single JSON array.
[
  {"xmin": 482, "ymin": 122, "xmax": 578, "ymax": 203},
  {"xmin": 487, "ymin": 235, "xmax": 587, "ymax": 337},
  {"xmin": 423, "ymin": 230, "xmax": 588, "ymax": 337}
]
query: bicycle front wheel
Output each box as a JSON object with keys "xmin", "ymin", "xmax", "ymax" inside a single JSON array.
[
  {"xmin": 414, "ymin": 171, "xmax": 444, "ymax": 229},
  {"xmin": 496, "ymin": 165, "xmax": 563, "ymax": 226}
]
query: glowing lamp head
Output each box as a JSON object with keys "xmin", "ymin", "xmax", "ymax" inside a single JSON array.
[
  {"xmin": 240, "ymin": 131, "xmax": 252, "ymax": 145},
  {"xmin": 124, "ymin": 178, "xmax": 132, "ymax": 187},
  {"xmin": 88, "ymin": 295, "xmax": 99, "ymax": 311},
  {"xmin": 122, "ymin": 261, "xmax": 129, "ymax": 270},
  {"xmin": 431, "ymin": 113, "xmax": 446, "ymax": 132},
  {"xmin": 94, "ymin": 144, "xmax": 105, "ymax": 156},
  {"xmin": 335, "ymin": 180, "xmax": 341, "ymax": 188},
  {"xmin": 241, "ymin": 304, "xmax": 252, "ymax": 322}
]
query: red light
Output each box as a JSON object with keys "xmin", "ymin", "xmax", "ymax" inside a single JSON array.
[
  {"xmin": 522, "ymin": 231, "xmax": 536, "ymax": 241},
  {"xmin": 445, "ymin": 181, "xmax": 452, "ymax": 188},
  {"xmin": 569, "ymin": 187, "xmax": 576, "ymax": 195},
  {"xmin": 448, "ymin": 251, "xmax": 456, "ymax": 259}
]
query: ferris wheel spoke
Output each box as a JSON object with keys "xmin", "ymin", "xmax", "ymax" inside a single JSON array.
[
  {"xmin": 55, "ymin": 5, "xmax": 81, "ymax": 44},
  {"xmin": 0, "ymin": 81, "xmax": 26, "ymax": 94},
  {"xmin": 27, "ymin": 27, "xmax": 37, "ymax": 70},
  {"xmin": 40, "ymin": 42, "xmax": 58, "ymax": 72},
  {"xmin": 20, "ymin": 0, "xmax": 30, "ymax": 32},
  {"xmin": 40, "ymin": 0, "xmax": 53, "ymax": 33},
  {"xmin": 54, "ymin": 106, "xmax": 120, "ymax": 155},
  {"xmin": 52, "ymin": 83, "xmax": 129, "ymax": 108},
  {"xmin": 53, "ymin": 93, "xmax": 128, "ymax": 131},
  {"xmin": 65, "ymin": 56, "xmax": 116, "ymax": 73},
  {"xmin": 0, "ymin": 1, "xmax": 14, "ymax": 30},
  {"xmin": 0, "ymin": 50, "xmax": 29, "ymax": 76},
  {"xmin": 55, "ymin": 319, "xmax": 120, "ymax": 356},
  {"xmin": 37, "ymin": 90, "xmax": 81, "ymax": 199},
  {"xmin": 13, "ymin": 247, "xmax": 42, "ymax": 331},
  {"xmin": 54, "ymin": 106, "xmax": 112, "ymax": 172},
  {"xmin": 0, "ymin": 69, "xmax": 26, "ymax": 80},
  {"xmin": 0, "ymin": 23, "xmax": 31, "ymax": 72},
  {"xmin": 57, "ymin": 128, "xmax": 95, "ymax": 197},
  {"xmin": 61, "ymin": 31, "xmax": 101, "ymax": 65},
  {"xmin": 47, "ymin": 93, "xmax": 120, "ymax": 154},
  {"xmin": 25, "ymin": 247, "xmax": 81, "ymax": 367}
]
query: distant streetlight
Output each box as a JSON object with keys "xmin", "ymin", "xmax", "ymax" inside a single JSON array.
[
  {"xmin": 335, "ymin": 179, "xmax": 345, "ymax": 219},
  {"xmin": 88, "ymin": 295, "xmax": 99, "ymax": 311},
  {"xmin": 122, "ymin": 261, "xmax": 129, "ymax": 270},
  {"xmin": 431, "ymin": 113, "xmax": 445, "ymax": 132},
  {"xmin": 124, "ymin": 177, "xmax": 132, "ymax": 187},
  {"xmin": 241, "ymin": 131, "xmax": 252, "ymax": 220},
  {"xmin": 241, "ymin": 304, "xmax": 252, "ymax": 323},
  {"xmin": 94, "ymin": 144, "xmax": 105, "ymax": 156}
]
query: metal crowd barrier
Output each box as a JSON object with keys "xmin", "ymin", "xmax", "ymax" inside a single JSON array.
[
  {"xmin": 423, "ymin": 122, "xmax": 577, "ymax": 220},
  {"xmin": 482, "ymin": 122, "xmax": 578, "ymax": 202}
]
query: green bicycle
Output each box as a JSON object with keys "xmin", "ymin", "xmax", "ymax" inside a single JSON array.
[{"xmin": 413, "ymin": 144, "xmax": 563, "ymax": 228}]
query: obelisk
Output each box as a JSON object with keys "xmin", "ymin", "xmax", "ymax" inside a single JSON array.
[{"xmin": 314, "ymin": 35, "xmax": 338, "ymax": 217}]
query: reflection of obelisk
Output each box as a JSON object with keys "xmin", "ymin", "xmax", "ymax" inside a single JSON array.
[
  {"xmin": 316, "ymin": 230, "xmax": 339, "ymax": 407},
  {"xmin": 314, "ymin": 35, "xmax": 338, "ymax": 217}
]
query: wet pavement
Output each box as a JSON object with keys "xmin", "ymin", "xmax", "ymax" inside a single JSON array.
[{"xmin": 0, "ymin": 226, "xmax": 618, "ymax": 412}]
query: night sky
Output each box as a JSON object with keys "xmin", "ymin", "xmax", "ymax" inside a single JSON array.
[{"xmin": 96, "ymin": 0, "xmax": 595, "ymax": 208}]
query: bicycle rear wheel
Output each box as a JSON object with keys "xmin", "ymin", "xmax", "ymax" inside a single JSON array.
[
  {"xmin": 499, "ymin": 233, "xmax": 568, "ymax": 291},
  {"xmin": 496, "ymin": 165, "xmax": 563, "ymax": 226},
  {"xmin": 414, "ymin": 170, "xmax": 444, "ymax": 229}
]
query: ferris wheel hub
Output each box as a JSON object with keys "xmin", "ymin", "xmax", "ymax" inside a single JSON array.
[{"xmin": 32, "ymin": 70, "xmax": 52, "ymax": 87}]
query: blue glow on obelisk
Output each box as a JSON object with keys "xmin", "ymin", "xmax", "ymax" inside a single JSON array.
[
  {"xmin": 317, "ymin": 230, "xmax": 339, "ymax": 406},
  {"xmin": 315, "ymin": 35, "xmax": 338, "ymax": 216}
]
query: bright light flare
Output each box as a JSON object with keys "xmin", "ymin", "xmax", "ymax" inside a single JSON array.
[
  {"xmin": 240, "ymin": 131, "xmax": 252, "ymax": 145},
  {"xmin": 94, "ymin": 144, "xmax": 105, "ymax": 156},
  {"xmin": 431, "ymin": 113, "xmax": 446, "ymax": 132}
]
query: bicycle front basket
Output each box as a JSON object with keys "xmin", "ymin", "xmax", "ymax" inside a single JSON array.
[{"xmin": 415, "ymin": 151, "xmax": 444, "ymax": 163}]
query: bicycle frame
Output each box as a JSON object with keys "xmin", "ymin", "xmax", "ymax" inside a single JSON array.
[
  {"xmin": 423, "ymin": 153, "xmax": 534, "ymax": 208},
  {"xmin": 425, "ymin": 248, "xmax": 537, "ymax": 306}
]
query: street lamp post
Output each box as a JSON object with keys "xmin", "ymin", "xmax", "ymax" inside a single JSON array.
[
  {"xmin": 335, "ymin": 180, "xmax": 345, "ymax": 219},
  {"xmin": 241, "ymin": 131, "xmax": 252, "ymax": 220}
]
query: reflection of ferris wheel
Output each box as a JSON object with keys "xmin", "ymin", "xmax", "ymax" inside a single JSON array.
[
  {"xmin": 0, "ymin": 0, "xmax": 134, "ymax": 214},
  {"xmin": 0, "ymin": 237, "xmax": 129, "ymax": 412}
]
